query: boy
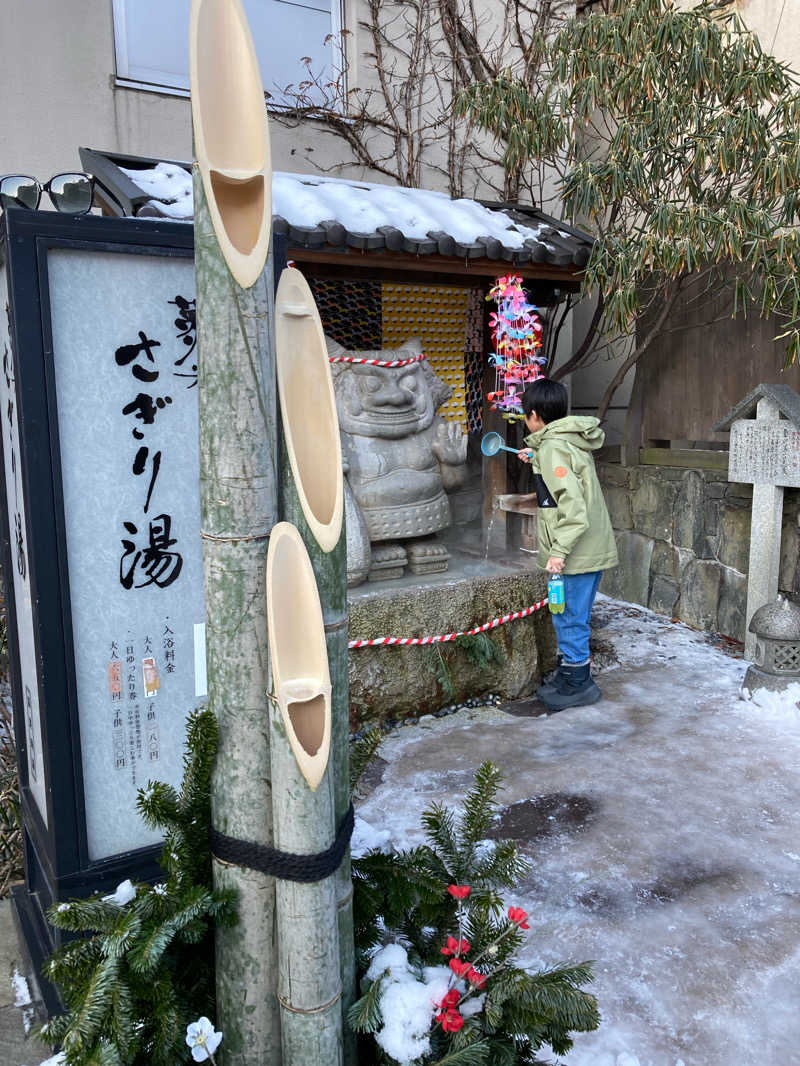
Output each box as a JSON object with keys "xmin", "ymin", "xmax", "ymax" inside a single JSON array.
[{"xmin": 517, "ymin": 379, "xmax": 618, "ymax": 710}]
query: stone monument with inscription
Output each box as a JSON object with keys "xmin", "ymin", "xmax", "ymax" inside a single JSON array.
[{"xmin": 714, "ymin": 384, "xmax": 800, "ymax": 659}]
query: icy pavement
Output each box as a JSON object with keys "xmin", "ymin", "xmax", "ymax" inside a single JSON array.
[{"xmin": 355, "ymin": 596, "xmax": 800, "ymax": 1066}]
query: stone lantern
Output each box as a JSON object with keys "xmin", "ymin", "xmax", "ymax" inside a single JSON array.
[{"xmin": 743, "ymin": 596, "xmax": 800, "ymax": 694}]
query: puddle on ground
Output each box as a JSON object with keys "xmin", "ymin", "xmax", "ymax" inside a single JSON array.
[
  {"xmin": 488, "ymin": 792, "xmax": 599, "ymax": 844},
  {"xmin": 356, "ymin": 755, "xmax": 389, "ymax": 797},
  {"xmin": 575, "ymin": 860, "xmax": 741, "ymax": 918}
]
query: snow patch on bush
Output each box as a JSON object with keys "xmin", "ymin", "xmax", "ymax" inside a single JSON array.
[{"xmin": 366, "ymin": 945, "xmax": 454, "ymax": 1065}]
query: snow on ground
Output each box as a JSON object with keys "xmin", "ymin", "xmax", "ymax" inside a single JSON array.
[{"xmin": 355, "ymin": 596, "xmax": 800, "ymax": 1065}]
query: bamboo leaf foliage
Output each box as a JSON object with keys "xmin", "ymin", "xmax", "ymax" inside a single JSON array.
[{"xmin": 459, "ymin": 0, "xmax": 800, "ymax": 410}]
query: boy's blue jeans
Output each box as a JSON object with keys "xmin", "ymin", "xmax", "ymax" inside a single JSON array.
[{"xmin": 551, "ymin": 571, "xmax": 603, "ymax": 664}]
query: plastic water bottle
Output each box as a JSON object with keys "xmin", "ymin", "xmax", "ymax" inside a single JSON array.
[{"xmin": 548, "ymin": 573, "xmax": 565, "ymax": 614}]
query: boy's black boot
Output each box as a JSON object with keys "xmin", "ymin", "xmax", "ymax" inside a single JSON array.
[
  {"xmin": 536, "ymin": 655, "xmax": 563, "ymax": 699},
  {"xmin": 541, "ymin": 662, "xmax": 601, "ymax": 711}
]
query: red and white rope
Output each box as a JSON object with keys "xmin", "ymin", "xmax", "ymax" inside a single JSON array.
[
  {"xmin": 328, "ymin": 352, "xmax": 428, "ymax": 368},
  {"xmin": 348, "ymin": 598, "xmax": 549, "ymax": 649}
]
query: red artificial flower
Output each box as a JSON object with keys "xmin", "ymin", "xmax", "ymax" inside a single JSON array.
[
  {"xmin": 508, "ymin": 905, "xmax": 530, "ymax": 930},
  {"xmin": 466, "ymin": 967, "xmax": 487, "ymax": 989},
  {"xmin": 447, "ymin": 884, "xmax": 471, "ymax": 900},
  {"xmin": 449, "ymin": 958, "xmax": 471, "ymax": 978},
  {"xmin": 440, "ymin": 936, "xmax": 471, "ymax": 957},
  {"xmin": 439, "ymin": 1008, "xmax": 464, "ymax": 1033},
  {"xmin": 435, "ymin": 988, "xmax": 460, "ymax": 1011}
]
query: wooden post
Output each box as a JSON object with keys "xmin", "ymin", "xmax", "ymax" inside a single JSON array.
[
  {"xmin": 744, "ymin": 397, "xmax": 785, "ymax": 659},
  {"xmin": 190, "ymin": 1, "xmax": 280, "ymax": 1061}
]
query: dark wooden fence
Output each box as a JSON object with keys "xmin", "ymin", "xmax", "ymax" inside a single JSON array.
[{"xmin": 637, "ymin": 281, "xmax": 800, "ymax": 445}]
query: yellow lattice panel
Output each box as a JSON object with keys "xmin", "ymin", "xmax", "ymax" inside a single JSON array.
[{"xmin": 381, "ymin": 284, "xmax": 469, "ymax": 430}]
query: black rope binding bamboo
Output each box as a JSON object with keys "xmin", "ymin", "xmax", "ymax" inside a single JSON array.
[{"xmin": 210, "ymin": 802, "xmax": 354, "ymax": 883}]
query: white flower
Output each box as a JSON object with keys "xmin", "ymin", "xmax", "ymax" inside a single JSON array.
[
  {"xmin": 153, "ymin": 883, "xmax": 167, "ymax": 897},
  {"xmin": 103, "ymin": 879, "xmax": 137, "ymax": 906},
  {"xmin": 185, "ymin": 1017, "xmax": 223, "ymax": 1062}
]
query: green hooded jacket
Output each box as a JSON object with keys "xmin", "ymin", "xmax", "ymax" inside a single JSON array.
[{"xmin": 524, "ymin": 415, "xmax": 619, "ymax": 574}]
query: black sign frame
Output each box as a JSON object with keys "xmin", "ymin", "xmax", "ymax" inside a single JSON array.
[{"xmin": 0, "ymin": 208, "xmax": 196, "ymax": 1008}]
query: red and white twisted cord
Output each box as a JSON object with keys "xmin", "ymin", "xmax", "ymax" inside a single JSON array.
[
  {"xmin": 348, "ymin": 598, "xmax": 549, "ymax": 649},
  {"xmin": 328, "ymin": 352, "xmax": 428, "ymax": 368}
]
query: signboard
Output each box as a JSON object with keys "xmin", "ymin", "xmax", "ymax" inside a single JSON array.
[
  {"xmin": 0, "ymin": 262, "xmax": 48, "ymax": 823},
  {"xmin": 729, "ymin": 418, "xmax": 800, "ymax": 487},
  {"xmin": 47, "ymin": 248, "xmax": 206, "ymax": 861}
]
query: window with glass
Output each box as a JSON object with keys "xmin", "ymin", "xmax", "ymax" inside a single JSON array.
[{"xmin": 112, "ymin": 0, "xmax": 342, "ymax": 105}]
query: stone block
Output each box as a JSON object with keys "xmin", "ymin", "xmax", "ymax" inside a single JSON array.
[
  {"xmin": 348, "ymin": 571, "xmax": 552, "ymax": 726},
  {"xmin": 676, "ymin": 558, "xmax": 721, "ymax": 632},
  {"xmin": 706, "ymin": 482, "xmax": 726, "ymax": 499},
  {"xmin": 604, "ymin": 484, "xmax": 633, "ymax": 530},
  {"xmin": 658, "ymin": 466, "xmax": 694, "ymax": 481},
  {"xmin": 650, "ymin": 540, "xmax": 693, "ymax": 581},
  {"xmin": 597, "ymin": 462, "xmax": 631, "ymax": 487},
  {"xmin": 704, "ymin": 500, "xmax": 719, "ymax": 537},
  {"xmin": 600, "ymin": 531, "xmax": 654, "ymax": 606},
  {"xmin": 718, "ymin": 567, "xmax": 747, "ymax": 642},
  {"xmin": 649, "ymin": 575, "xmax": 679, "ymax": 618},
  {"xmin": 630, "ymin": 473, "xmax": 676, "ymax": 541},
  {"xmin": 673, "ymin": 470, "xmax": 706, "ymax": 555},
  {"xmin": 716, "ymin": 503, "xmax": 751, "ymax": 574},
  {"xmin": 726, "ymin": 481, "xmax": 753, "ymax": 500}
]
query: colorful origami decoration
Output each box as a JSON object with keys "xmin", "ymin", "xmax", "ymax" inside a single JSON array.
[{"xmin": 486, "ymin": 275, "xmax": 546, "ymax": 422}]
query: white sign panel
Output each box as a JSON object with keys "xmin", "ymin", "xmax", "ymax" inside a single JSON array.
[
  {"xmin": 0, "ymin": 263, "xmax": 49, "ymax": 824},
  {"xmin": 48, "ymin": 248, "xmax": 205, "ymax": 861},
  {"xmin": 729, "ymin": 419, "xmax": 800, "ymax": 488}
]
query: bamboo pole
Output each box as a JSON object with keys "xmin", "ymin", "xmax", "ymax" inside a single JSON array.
[
  {"xmin": 266, "ymin": 523, "xmax": 343, "ymax": 1065},
  {"xmin": 274, "ymin": 267, "xmax": 356, "ymax": 1063},
  {"xmin": 190, "ymin": 1, "xmax": 279, "ymax": 1062}
]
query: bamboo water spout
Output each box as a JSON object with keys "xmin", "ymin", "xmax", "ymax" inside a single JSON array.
[
  {"xmin": 190, "ymin": 1, "xmax": 279, "ymax": 1062},
  {"xmin": 267, "ymin": 522, "xmax": 332, "ymax": 791},
  {"xmin": 190, "ymin": 0, "xmax": 272, "ymax": 289},
  {"xmin": 266, "ymin": 523, "xmax": 342, "ymax": 1064},
  {"xmin": 275, "ymin": 266, "xmax": 356, "ymax": 1064},
  {"xmin": 275, "ymin": 267, "xmax": 343, "ymax": 550}
]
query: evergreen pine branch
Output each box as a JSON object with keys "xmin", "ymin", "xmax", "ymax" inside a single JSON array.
[
  {"xmin": 177, "ymin": 708, "xmax": 217, "ymax": 819},
  {"xmin": 473, "ymin": 839, "xmax": 530, "ymax": 890},
  {"xmin": 347, "ymin": 974, "xmax": 385, "ymax": 1033},
  {"xmin": 458, "ymin": 762, "xmax": 503, "ymax": 851},
  {"xmin": 136, "ymin": 781, "xmax": 180, "ymax": 833},
  {"xmin": 350, "ymin": 728, "xmax": 383, "ymax": 791},
  {"xmin": 60, "ymin": 954, "xmax": 119, "ymax": 1055},
  {"xmin": 421, "ymin": 803, "xmax": 462, "ymax": 874},
  {"xmin": 453, "ymin": 632, "xmax": 505, "ymax": 669},
  {"xmin": 128, "ymin": 886, "xmax": 215, "ymax": 977},
  {"xmin": 428, "ymin": 1039, "xmax": 492, "ymax": 1066},
  {"xmin": 47, "ymin": 898, "xmax": 126, "ymax": 935},
  {"xmin": 81, "ymin": 1039, "xmax": 123, "ymax": 1066}
]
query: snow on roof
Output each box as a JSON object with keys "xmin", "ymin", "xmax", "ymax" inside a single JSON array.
[{"xmin": 117, "ymin": 161, "xmax": 592, "ymax": 268}]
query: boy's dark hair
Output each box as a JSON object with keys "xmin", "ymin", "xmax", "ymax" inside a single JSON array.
[{"xmin": 522, "ymin": 378, "xmax": 568, "ymax": 424}]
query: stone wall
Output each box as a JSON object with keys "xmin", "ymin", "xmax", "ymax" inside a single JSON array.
[
  {"xmin": 597, "ymin": 462, "xmax": 800, "ymax": 640},
  {"xmin": 348, "ymin": 570, "xmax": 555, "ymax": 728}
]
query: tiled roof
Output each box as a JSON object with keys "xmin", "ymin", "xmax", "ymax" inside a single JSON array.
[{"xmin": 80, "ymin": 147, "xmax": 593, "ymax": 270}]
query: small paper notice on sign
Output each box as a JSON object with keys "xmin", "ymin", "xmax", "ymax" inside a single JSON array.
[
  {"xmin": 142, "ymin": 656, "xmax": 160, "ymax": 698},
  {"xmin": 108, "ymin": 659, "xmax": 122, "ymax": 697}
]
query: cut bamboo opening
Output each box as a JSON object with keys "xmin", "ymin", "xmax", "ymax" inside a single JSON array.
[
  {"xmin": 275, "ymin": 267, "xmax": 344, "ymax": 553},
  {"xmin": 190, "ymin": 0, "xmax": 272, "ymax": 288},
  {"xmin": 266, "ymin": 522, "xmax": 332, "ymax": 790}
]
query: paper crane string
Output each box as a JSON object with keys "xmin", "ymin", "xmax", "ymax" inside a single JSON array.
[{"xmin": 486, "ymin": 275, "xmax": 546, "ymax": 422}]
